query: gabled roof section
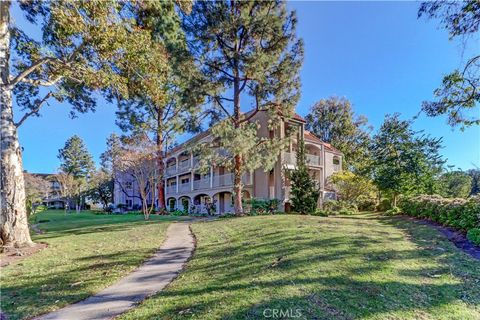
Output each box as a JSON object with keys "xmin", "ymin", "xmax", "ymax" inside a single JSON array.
[
  {"xmin": 167, "ymin": 109, "xmax": 306, "ymax": 157},
  {"xmin": 303, "ymin": 131, "xmax": 343, "ymax": 155},
  {"xmin": 293, "ymin": 113, "xmax": 306, "ymax": 123}
]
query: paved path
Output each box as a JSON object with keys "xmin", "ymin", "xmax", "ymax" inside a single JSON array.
[{"xmin": 36, "ymin": 222, "xmax": 195, "ymax": 320}]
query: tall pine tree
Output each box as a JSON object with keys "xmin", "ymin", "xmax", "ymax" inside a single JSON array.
[
  {"xmin": 0, "ymin": 1, "xmax": 189, "ymax": 247},
  {"xmin": 57, "ymin": 135, "xmax": 94, "ymax": 213},
  {"xmin": 184, "ymin": 0, "xmax": 304, "ymax": 214},
  {"xmin": 289, "ymin": 140, "xmax": 319, "ymax": 214}
]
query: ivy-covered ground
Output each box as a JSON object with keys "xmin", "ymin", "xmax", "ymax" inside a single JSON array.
[
  {"xmin": 1, "ymin": 210, "xmax": 179, "ymax": 320},
  {"xmin": 121, "ymin": 213, "xmax": 480, "ymax": 320}
]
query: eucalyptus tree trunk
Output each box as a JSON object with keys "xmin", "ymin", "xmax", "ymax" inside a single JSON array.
[
  {"xmin": 0, "ymin": 1, "xmax": 33, "ymax": 248},
  {"xmin": 156, "ymin": 108, "xmax": 165, "ymax": 211}
]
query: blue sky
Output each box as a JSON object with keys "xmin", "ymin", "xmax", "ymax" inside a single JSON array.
[{"xmin": 15, "ymin": 1, "xmax": 479, "ymax": 173}]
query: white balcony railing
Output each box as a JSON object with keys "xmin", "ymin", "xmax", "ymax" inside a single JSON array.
[
  {"xmin": 193, "ymin": 178, "xmax": 210, "ymax": 190},
  {"xmin": 166, "ymin": 185, "xmax": 176, "ymax": 194},
  {"xmin": 179, "ymin": 183, "xmax": 191, "ymax": 192},
  {"xmin": 333, "ymin": 164, "xmax": 341, "ymax": 172},
  {"xmin": 213, "ymin": 173, "xmax": 233, "ymax": 187},
  {"xmin": 178, "ymin": 160, "xmax": 190, "ymax": 172},
  {"xmin": 306, "ymin": 154, "xmax": 321, "ymax": 166},
  {"xmin": 284, "ymin": 152, "xmax": 296, "ymax": 166},
  {"xmin": 165, "ymin": 166, "xmax": 176, "ymax": 176},
  {"xmin": 211, "ymin": 173, "xmax": 252, "ymax": 187},
  {"xmin": 192, "ymin": 156, "xmax": 200, "ymax": 168},
  {"xmin": 242, "ymin": 173, "xmax": 252, "ymax": 185},
  {"xmin": 284, "ymin": 152, "xmax": 323, "ymax": 167}
]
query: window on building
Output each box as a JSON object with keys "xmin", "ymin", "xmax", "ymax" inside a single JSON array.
[
  {"xmin": 126, "ymin": 199, "xmax": 133, "ymax": 207},
  {"xmin": 125, "ymin": 181, "xmax": 133, "ymax": 189}
]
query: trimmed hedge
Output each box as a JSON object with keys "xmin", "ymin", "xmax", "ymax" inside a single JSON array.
[
  {"xmin": 467, "ymin": 228, "xmax": 480, "ymax": 246},
  {"xmin": 400, "ymin": 195, "xmax": 480, "ymax": 236}
]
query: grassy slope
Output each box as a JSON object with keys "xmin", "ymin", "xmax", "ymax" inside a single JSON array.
[
  {"xmin": 1, "ymin": 210, "xmax": 177, "ymax": 320},
  {"xmin": 121, "ymin": 214, "xmax": 480, "ymax": 320}
]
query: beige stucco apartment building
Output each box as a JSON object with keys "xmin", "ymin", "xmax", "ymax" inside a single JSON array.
[{"xmin": 113, "ymin": 110, "xmax": 342, "ymax": 214}]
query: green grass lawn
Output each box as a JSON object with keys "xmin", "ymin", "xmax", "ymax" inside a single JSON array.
[
  {"xmin": 120, "ymin": 213, "xmax": 480, "ymax": 320},
  {"xmin": 1, "ymin": 210, "xmax": 178, "ymax": 320}
]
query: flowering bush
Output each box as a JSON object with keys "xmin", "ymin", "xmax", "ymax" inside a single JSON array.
[{"xmin": 400, "ymin": 195, "xmax": 480, "ymax": 234}]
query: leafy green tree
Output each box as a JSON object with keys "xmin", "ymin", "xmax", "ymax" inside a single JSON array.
[
  {"xmin": 87, "ymin": 169, "xmax": 113, "ymax": 211},
  {"xmin": 418, "ymin": 1, "xmax": 479, "ymax": 128},
  {"xmin": 24, "ymin": 173, "xmax": 50, "ymax": 215},
  {"xmin": 369, "ymin": 114, "xmax": 445, "ymax": 206},
  {"xmin": 289, "ymin": 140, "xmax": 319, "ymax": 214},
  {"xmin": 305, "ymin": 97, "xmax": 371, "ymax": 172},
  {"xmin": 0, "ymin": 1, "xmax": 188, "ymax": 247},
  {"xmin": 468, "ymin": 168, "xmax": 480, "ymax": 195},
  {"xmin": 184, "ymin": 0, "xmax": 304, "ymax": 214},
  {"xmin": 438, "ymin": 171, "xmax": 473, "ymax": 198},
  {"xmin": 329, "ymin": 171, "xmax": 377, "ymax": 204},
  {"xmin": 57, "ymin": 135, "xmax": 94, "ymax": 212}
]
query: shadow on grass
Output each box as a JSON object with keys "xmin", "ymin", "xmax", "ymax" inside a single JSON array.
[{"xmin": 127, "ymin": 214, "xmax": 480, "ymax": 319}]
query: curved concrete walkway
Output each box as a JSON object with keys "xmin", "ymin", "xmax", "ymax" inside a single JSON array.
[{"xmin": 35, "ymin": 222, "xmax": 194, "ymax": 320}]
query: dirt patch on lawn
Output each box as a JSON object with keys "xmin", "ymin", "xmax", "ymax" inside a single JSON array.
[
  {"xmin": 399, "ymin": 215, "xmax": 480, "ymax": 261},
  {"xmin": 0, "ymin": 242, "xmax": 48, "ymax": 268}
]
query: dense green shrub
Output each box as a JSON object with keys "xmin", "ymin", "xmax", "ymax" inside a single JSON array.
[
  {"xmin": 244, "ymin": 198, "xmax": 280, "ymax": 215},
  {"xmin": 376, "ymin": 198, "xmax": 392, "ymax": 212},
  {"xmin": 170, "ymin": 210, "xmax": 188, "ymax": 216},
  {"xmin": 323, "ymin": 200, "xmax": 358, "ymax": 215},
  {"xmin": 385, "ymin": 206, "xmax": 401, "ymax": 216},
  {"xmin": 310, "ymin": 209, "xmax": 328, "ymax": 217},
  {"xmin": 400, "ymin": 195, "xmax": 480, "ymax": 235},
  {"xmin": 467, "ymin": 228, "xmax": 480, "ymax": 246},
  {"xmin": 356, "ymin": 195, "xmax": 377, "ymax": 211}
]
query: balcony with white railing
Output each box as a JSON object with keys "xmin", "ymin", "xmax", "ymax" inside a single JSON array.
[
  {"xmin": 166, "ymin": 185, "xmax": 177, "ymax": 194},
  {"xmin": 179, "ymin": 183, "xmax": 191, "ymax": 192},
  {"xmin": 192, "ymin": 156, "xmax": 200, "ymax": 168},
  {"xmin": 178, "ymin": 160, "xmax": 191, "ymax": 173},
  {"xmin": 306, "ymin": 154, "xmax": 321, "ymax": 166},
  {"xmin": 284, "ymin": 152, "xmax": 296, "ymax": 166},
  {"xmin": 213, "ymin": 173, "xmax": 233, "ymax": 187},
  {"xmin": 193, "ymin": 178, "xmax": 210, "ymax": 190},
  {"xmin": 284, "ymin": 152, "xmax": 323, "ymax": 167},
  {"xmin": 333, "ymin": 164, "xmax": 341, "ymax": 172},
  {"xmin": 165, "ymin": 166, "xmax": 176, "ymax": 176}
]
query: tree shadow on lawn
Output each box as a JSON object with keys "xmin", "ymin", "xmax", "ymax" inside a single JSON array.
[
  {"xmin": 137, "ymin": 215, "xmax": 480, "ymax": 319},
  {"xmin": 33, "ymin": 218, "xmax": 173, "ymax": 241},
  {"xmin": 1, "ymin": 248, "xmax": 158, "ymax": 320}
]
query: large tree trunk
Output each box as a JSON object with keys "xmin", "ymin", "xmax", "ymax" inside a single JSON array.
[
  {"xmin": 0, "ymin": 1, "xmax": 33, "ymax": 248},
  {"xmin": 232, "ymin": 56, "xmax": 243, "ymax": 215},
  {"xmin": 156, "ymin": 108, "xmax": 165, "ymax": 211}
]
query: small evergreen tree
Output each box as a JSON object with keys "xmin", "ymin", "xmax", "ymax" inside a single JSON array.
[{"xmin": 289, "ymin": 140, "xmax": 319, "ymax": 214}]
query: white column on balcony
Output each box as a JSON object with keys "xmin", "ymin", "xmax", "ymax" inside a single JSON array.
[
  {"xmin": 176, "ymin": 176, "xmax": 179, "ymax": 193},
  {"xmin": 191, "ymin": 172, "xmax": 194, "ymax": 191},
  {"xmin": 190, "ymin": 152, "xmax": 193, "ymax": 168},
  {"xmin": 209, "ymin": 166, "xmax": 213, "ymax": 188}
]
